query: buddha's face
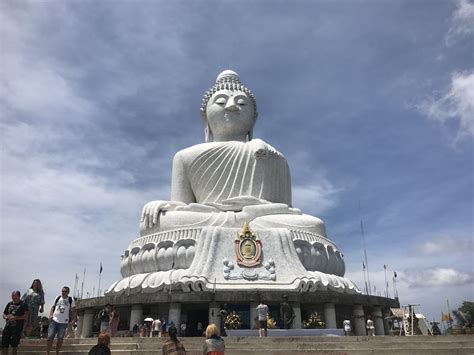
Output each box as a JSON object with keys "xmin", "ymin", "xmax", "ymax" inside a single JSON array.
[{"xmin": 206, "ymin": 89, "xmax": 256, "ymax": 141}]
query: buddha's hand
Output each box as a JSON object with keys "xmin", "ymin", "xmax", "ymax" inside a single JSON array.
[{"xmin": 140, "ymin": 200, "xmax": 185, "ymax": 228}]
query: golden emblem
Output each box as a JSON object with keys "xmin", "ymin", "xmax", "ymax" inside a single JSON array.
[{"xmin": 235, "ymin": 222, "xmax": 262, "ymax": 267}]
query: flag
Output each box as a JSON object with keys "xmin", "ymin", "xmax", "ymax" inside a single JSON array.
[
  {"xmin": 442, "ymin": 313, "xmax": 449, "ymax": 321},
  {"xmin": 393, "ymin": 271, "xmax": 397, "ymax": 278},
  {"xmin": 384, "ymin": 264, "xmax": 387, "ymax": 269},
  {"xmin": 363, "ymin": 262, "xmax": 366, "ymax": 269},
  {"xmin": 99, "ymin": 262, "xmax": 103, "ymax": 274}
]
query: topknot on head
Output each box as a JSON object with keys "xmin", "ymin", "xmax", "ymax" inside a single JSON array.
[
  {"xmin": 200, "ymin": 69, "xmax": 258, "ymax": 121},
  {"xmin": 216, "ymin": 70, "xmax": 240, "ymax": 83}
]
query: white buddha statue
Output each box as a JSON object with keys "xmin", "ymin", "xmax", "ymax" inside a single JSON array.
[
  {"xmin": 107, "ymin": 70, "xmax": 358, "ymax": 296},
  {"xmin": 139, "ymin": 70, "xmax": 327, "ymax": 238}
]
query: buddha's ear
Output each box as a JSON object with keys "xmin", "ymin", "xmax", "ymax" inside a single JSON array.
[
  {"xmin": 205, "ymin": 124, "xmax": 213, "ymax": 142},
  {"xmin": 200, "ymin": 109, "xmax": 207, "ymax": 120}
]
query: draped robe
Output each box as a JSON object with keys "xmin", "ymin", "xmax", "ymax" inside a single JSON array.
[{"xmin": 172, "ymin": 139, "xmax": 291, "ymax": 207}]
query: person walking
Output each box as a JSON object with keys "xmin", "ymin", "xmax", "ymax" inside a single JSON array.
[
  {"xmin": 256, "ymin": 301, "xmax": 269, "ymax": 337},
  {"xmin": 97, "ymin": 304, "xmax": 111, "ymax": 334},
  {"xmin": 343, "ymin": 319, "xmax": 352, "ymax": 336},
  {"xmin": 46, "ymin": 286, "xmax": 76, "ymax": 355},
  {"xmin": 180, "ymin": 321, "xmax": 187, "ymax": 337},
  {"xmin": 162, "ymin": 325, "xmax": 186, "ymax": 355},
  {"xmin": 2, "ymin": 291, "xmax": 29, "ymax": 355},
  {"xmin": 21, "ymin": 279, "xmax": 45, "ymax": 337},
  {"xmin": 366, "ymin": 316, "xmax": 375, "ymax": 336},
  {"xmin": 203, "ymin": 324, "xmax": 225, "ymax": 355},
  {"xmin": 88, "ymin": 333, "xmax": 111, "ymax": 355},
  {"xmin": 108, "ymin": 306, "xmax": 119, "ymax": 337},
  {"xmin": 152, "ymin": 318, "xmax": 162, "ymax": 337}
]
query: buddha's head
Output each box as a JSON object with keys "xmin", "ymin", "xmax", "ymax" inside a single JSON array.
[{"xmin": 200, "ymin": 70, "xmax": 258, "ymax": 142}]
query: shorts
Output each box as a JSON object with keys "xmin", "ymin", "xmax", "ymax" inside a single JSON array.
[
  {"xmin": 100, "ymin": 321, "xmax": 110, "ymax": 333},
  {"xmin": 258, "ymin": 320, "xmax": 267, "ymax": 329},
  {"xmin": 2, "ymin": 325, "xmax": 22, "ymax": 348},
  {"xmin": 47, "ymin": 320, "xmax": 68, "ymax": 340}
]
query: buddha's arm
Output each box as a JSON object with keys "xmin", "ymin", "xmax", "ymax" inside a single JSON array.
[
  {"xmin": 170, "ymin": 150, "xmax": 195, "ymax": 203},
  {"xmin": 140, "ymin": 152, "xmax": 194, "ymax": 230}
]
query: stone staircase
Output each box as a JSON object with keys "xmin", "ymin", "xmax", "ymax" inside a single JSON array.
[{"xmin": 15, "ymin": 335, "xmax": 474, "ymax": 355}]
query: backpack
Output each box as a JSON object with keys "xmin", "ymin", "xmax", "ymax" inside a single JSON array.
[
  {"xmin": 54, "ymin": 295, "xmax": 73, "ymax": 308},
  {"xmin": 54, "ymin": 296, "xmax": 73, "ymax": 320}
]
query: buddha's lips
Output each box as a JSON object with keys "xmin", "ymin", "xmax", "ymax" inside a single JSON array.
[{"xmin": 224, "ymin": 112, "xmax": 240, "ymax": 120}]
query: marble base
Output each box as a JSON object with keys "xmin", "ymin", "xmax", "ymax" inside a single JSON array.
[{"xmin": 107, "ymin": 226, "xmax": 358, "ymax": 296}]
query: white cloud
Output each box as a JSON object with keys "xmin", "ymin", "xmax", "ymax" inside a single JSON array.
[
  {"xmin": 416, "ymin": 236, "xmax": 473, "ymax": 255},
  {"xmin": 404, "ymin": 267, "xmax": 473, "ymax": 287},
  {"xmin": 292, "ymin": 181, "xmax": 341, "ymax": 215},
  {"xmin": 446, "ymin": 0, "xmax": 474, "ymax": 46},
  {"xmin": 417, "ymin": 71, "xmax": 474, "ymax": 143}
]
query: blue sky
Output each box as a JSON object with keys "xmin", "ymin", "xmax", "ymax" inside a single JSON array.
[{"xmin": 1, "ymin": 0, "xmax": 473, "ymax": 326}]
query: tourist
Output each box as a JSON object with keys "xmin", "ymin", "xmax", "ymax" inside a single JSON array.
[
  {"xmin": 280, "ymin": 295, "xmax": 294, "ymax": 329},
  {"xmin": 21, "ymin": 279, "xmax": 45, "ymax": 337},
  {"xmin": 2, "ymin": 291, "xmax": 29, "ymax": 355},
  {"xmin": 88, "ymin": 333, "xmax": 111, "ymax": 355},
  {"xmin": 366, "ymin": 316, "xmax": 375, "ymax": 336},
  {"xmin": 39, "ymin": 316, "xmax": 48, "ymax": 339},
  {"xmin": 152, "ymin": 317, "xmax": 162, "ymax": 337},
  {"xmin": 161, "ymin": 318, "xmax": 167, "ymax": 336},
  {"xmin": 162, "ymin": 325, "xmax": 186, "ymax": 355},
  {"xmin": 97, "ymin": 304, "xmax": 111, "ymax": 334},
  {"xmin": 343, "ymin": 319, "xmax": 352, "ymax": 336},
  {"xmin": 132, "ymin": 323, "xmax": 139, "ymax": 337},
  {"xmin": 219, "ymin": 304, "xmax": 228, "ymax": 336},
  {"xmin": 46, "ymin": 286, "xmax": 76, "ymax": 355},
  {"xmin": 203, "ymin": 324, "xmax": 225, "ymax": 355},
  {"xmin": 256, "ymin": 301, "xmax": 269, "ymax": 337},
  {"xmin": 196, "ymin": 321, "xmax": 203, "ymax": 336},
  {"xmin": 109, "ymin": 306, "xmax": 119, "ymax": 337},
  {"xmin": 180, "ymin": 321, "xmax": 186, "ymax": 337},
  {"xmin": 139, "ymin": 323, "xmax": 147, "ymax": 338}
]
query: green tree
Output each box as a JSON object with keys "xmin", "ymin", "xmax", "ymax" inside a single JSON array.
[{"xmin": 453, "ymin": 301, "xmax": 474, "ymax": 328}]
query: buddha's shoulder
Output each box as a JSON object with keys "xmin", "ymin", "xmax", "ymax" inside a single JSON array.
[
  {"xmin": 173, "ymin": 139, "xmax": 286, "ymax": 160},
  {"xmin": 173, "ymin": 142, "xmax": 222, "ymax": 160}
]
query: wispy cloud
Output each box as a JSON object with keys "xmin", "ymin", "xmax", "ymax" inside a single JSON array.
[
  {"xmin": 415, "ymin": 236, "xmax": 473, "ymax": 255},
  {"xmin": 417, "ymin": 71, "xmax": 474, "ymax": 143},
  {"xmin": 404, "ymin": 268, "xmax": 473, "ymax": 287},
  {"xmin": 292, "ymin": 180, "xmax": 342, "ymax": 215},
  {"xmin": 446, "ymin": 0, "xmax": 474, "ymax": 46}
]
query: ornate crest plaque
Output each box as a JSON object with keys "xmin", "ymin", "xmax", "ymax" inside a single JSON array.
[{"xmin": 235, "ymin": 222, "xmax": 262, "ymax": 267}]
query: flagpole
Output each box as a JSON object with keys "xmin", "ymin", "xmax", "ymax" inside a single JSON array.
[
  {"xmin": 81, "ymin": 268, "xmax": 86, "ymax": 299},
  {"xmin": 362, "ymin": 261, "xmax": 369, "ymax": 295},
  {"xmin": 73, "ymin": 273, "xmax": 78, "ymax": 299},
  {"xmin": 384, "ymin": 265, "xmax": 388, "ymax": 298},
  {"xmin": 360, "ymin": 219, "xmax": 371, "ymax": 295},
  {"xmin": 98, "ymin": 262, "xmax": 103, "ymax": 297},
  {"xmin": 446, "ymin": 298, "xmax": 452, "ymax": 329},
  {"xmin": 392, "ymin": 272, "xmax": 398, "ymax": 300}
]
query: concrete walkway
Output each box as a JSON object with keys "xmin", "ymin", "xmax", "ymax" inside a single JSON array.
[{"xmin": 14, "ymin": 334, "xmax": 474, "ymax": 355}]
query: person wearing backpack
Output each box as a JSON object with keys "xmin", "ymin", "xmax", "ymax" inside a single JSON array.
[
  {"xmin": 46, "ymin": 287, "xmax": 76, "ymax": 355},
  {"xmin": 97, "ymin": 304, "xmax": 111, "ymax": 334}
]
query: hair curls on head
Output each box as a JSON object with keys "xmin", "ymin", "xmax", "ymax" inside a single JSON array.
[{"xmin": 200, "ymin": 70, "xmax": 258, "ymax": 122}]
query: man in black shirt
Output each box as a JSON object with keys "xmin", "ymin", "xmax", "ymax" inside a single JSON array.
[{"xmin": 2, "ymin": 290, "xmax": 29, "ymax": 355}]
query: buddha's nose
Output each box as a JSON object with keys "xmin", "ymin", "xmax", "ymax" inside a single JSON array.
[{"xmin": 225, "ymin": 99, "xmax": 239, "ymax": 111}]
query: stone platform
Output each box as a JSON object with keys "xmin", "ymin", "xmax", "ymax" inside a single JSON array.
[
  {"xmin": 75, "ymin": 290, "xmax": 400, "ymax": 338},
  {"xmin": 14, "ymin": 335, "xmax": 474, "ymax": 355},
  {"xmin": 226, "ymin": 328, "xmax": 344, "ymax": 336}
]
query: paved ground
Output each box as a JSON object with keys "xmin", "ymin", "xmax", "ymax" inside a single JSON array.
[{"xmin": 12, "ymin": 334, "xmax": 474, "ymax": 354}]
